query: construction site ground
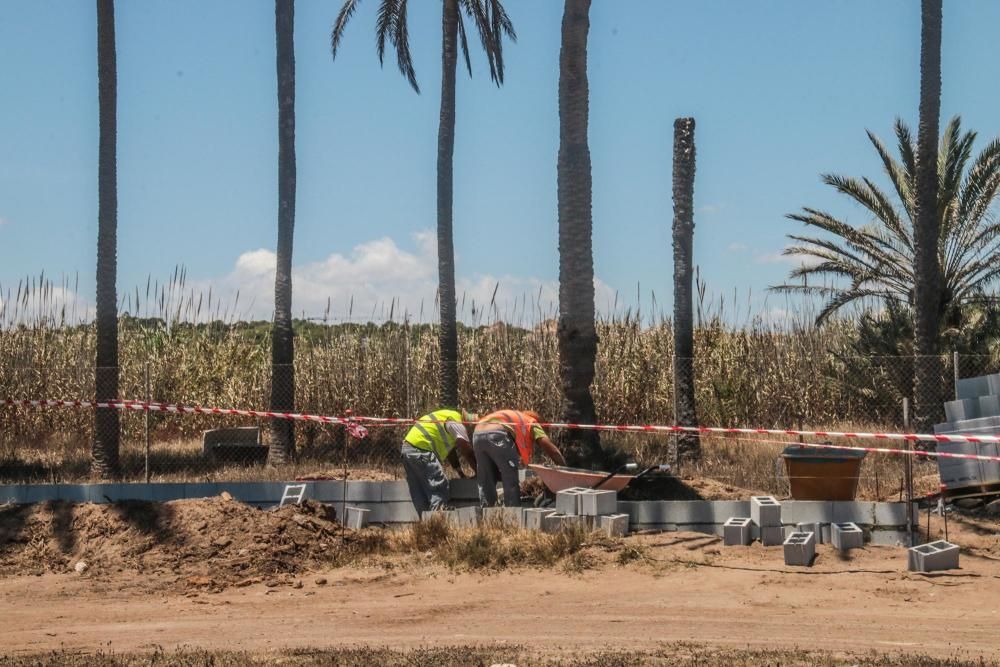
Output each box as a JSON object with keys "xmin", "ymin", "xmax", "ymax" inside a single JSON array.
[{"xmin": 1, "ymin": 497, "xmax": 999, "ymax": 664}]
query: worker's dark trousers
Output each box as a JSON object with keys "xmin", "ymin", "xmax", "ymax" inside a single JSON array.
[
  {"xmin": 401, "ymin": 443, "xmax": 449, "ymax": 514},
  {"xmin": 473, "ymin": 430, "xmax": 521, "ymax": 507}
]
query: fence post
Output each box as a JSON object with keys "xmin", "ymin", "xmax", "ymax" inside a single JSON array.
[
  {"xmin": 953, "ymin": 350, "xmax": 960, "ymax": 400},
  {"xmin": 144, "ymin": 362, "xmax": 151, "ymax": 484},
  {"xmin": 903, "ymin": 397, "xmax": 914, "ymax": 546}
]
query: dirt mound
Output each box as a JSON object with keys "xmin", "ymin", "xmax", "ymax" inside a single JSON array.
[{"xmin": 0, "ymin": 496, "xmax": 361, "ymax": 589}]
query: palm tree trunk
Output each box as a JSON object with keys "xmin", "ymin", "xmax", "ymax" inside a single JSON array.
[
  {"xmin": 672, "ymin": 117, "xmax": 700, "ymax": 462},
  {"xmin": 93, "ymin": 0, "xmax": 120, "ymax": 479},
  {"xmin": 912, "ymin": 0, "xmax": 942, "ymax": 432},
  {"xmin": 268, "ymin": 0, "xmax": 296, "ymax": 464},
  {"xmin": 437, "ymin": 0, "xmax": 460, "ymax": 409},
  {"xmin": 557, "ymin": 0, "xmax": 600, "ymax": 458}
]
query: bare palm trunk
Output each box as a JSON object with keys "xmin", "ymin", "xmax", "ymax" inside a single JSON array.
[
  {"xmin": 268, "ymin": 0, "xmax": 296, "ymax": 464},
  {"xmin": 672, "ymin": 117, "xmax": 699, "ymax": 462},
  {"xmin": 94, "ymin": 0, "xmax": 120, "ymax": 478},
  {"xmin": 437, "ymin": 0, "xmax": 460, "ymax": 409},
  {"xmin": 912, "ymin": 0, "xmax": 942, "ymax": 432},
  {"xmin": 557, "ymin": 0, "xmax": 600, "ymax": 458}
]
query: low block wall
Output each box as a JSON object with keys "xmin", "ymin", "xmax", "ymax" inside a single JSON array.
[{"xmin": 0, "ymin": 481, "xmax": 915, "ymax": 543}]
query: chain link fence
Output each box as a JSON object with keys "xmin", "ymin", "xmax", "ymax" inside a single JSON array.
[{"xmin": 2, "ymin": 349, "xmax": 999, "ymax": 489}]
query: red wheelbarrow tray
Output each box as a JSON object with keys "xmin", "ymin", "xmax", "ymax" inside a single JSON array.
[{"xmin": 527, "ymin": 464, "xmax": 636, "ymax": 493}]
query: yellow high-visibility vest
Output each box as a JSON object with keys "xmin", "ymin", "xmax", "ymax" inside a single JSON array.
[{"xmin": 404, "ymin": 409, "xmax": 464, "ymax": 461}]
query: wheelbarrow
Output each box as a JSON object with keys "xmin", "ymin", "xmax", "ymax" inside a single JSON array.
[{"xmin": 527, "ymin": 462, "xmax": 668, "ymax": 494}]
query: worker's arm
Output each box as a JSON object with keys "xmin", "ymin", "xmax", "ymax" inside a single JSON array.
[
  {"xmin": 457, "ymin": 438, "xmax": 477, "ymax": 475},
  {"xmin": 445, "ymin": 448, "xmax": 467, "ymax": 478},
  {"xmin": 536, "ymin": 435, "xmax": 566, "ymax": 466}
]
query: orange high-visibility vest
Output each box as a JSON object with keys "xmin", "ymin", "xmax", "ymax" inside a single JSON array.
[{"xmin": 478, "ymin": 410, "xmax": 539, "ymax": 465}]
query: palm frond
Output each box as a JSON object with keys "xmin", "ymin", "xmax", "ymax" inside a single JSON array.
[
  {"xmin": 331, "ymin": 0, "xmax": 363, "ymax": 60},
  {"xmin": 867, "ymin": 128, "xmax": 915, "ymax": 220},
  {"xmin": 392, "ymin": 0, "xmax": 419, "ymax": 93},
  {"xmin": 459, "ymin": 0, "xmax": 500, "ymax": 85},
  {"xmin": 375, "ymin": 0, "xmax": 400, "ymax": 66},
  {"xmin": 456, "ymin": 9, "xmax": 473, "ymax": 77}
]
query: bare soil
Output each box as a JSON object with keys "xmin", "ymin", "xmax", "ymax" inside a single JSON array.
[{"xmin": 1, "ymin": 498, "xmax": 999, "ymax": 660}]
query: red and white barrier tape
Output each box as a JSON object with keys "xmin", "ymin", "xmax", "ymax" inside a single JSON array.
[{"xmin": 4, "ymin": 397, "xmax": 1000, "ymax": 462}]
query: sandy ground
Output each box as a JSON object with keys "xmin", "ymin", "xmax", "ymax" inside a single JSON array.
[{"xmin": 2, "ymin": 533, "xmax": 1000, "ymax": 660}]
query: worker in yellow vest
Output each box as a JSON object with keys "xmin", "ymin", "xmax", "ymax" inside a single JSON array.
[
  {"xmin": 402, "ymin": 408, "xmax": 477, "ymax": 513},
  {"xmin": 474, "ymin": 410, "xmax": 566, "ymax": 507}
]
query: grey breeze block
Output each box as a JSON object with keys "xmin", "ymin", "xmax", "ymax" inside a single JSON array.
[
  {"xmin": 483, "ymin": 506, "xmax": 524, "ymax": 528},
  {"xmin": 345, "ymin": 506, "xmax": 371, "ymax": 529},
  {"xmin": 908, "ymin": 540, "xmax": 960, "ymax": 573},
  {"xmin": 751, "ymin": 496, "xmax": 782, "ymax": 527},
  {"xmin": 541, "ymin": 513, "xmax": 570, "ymax": 533},
  {"xmin": 600, "ymin": 514, "xmax": 630, "ymax": 538},
  {"xmin": 783, "ymin": 531, "xmax": 816, "ymax": 567},
  {"xmin": 580, "ymin": 489, "xmax": 618, "ymax": 516},
  {"xmin": 524, "ymin": 508, "xmax": 557, "ymax": 531},
  {"xmin": 454, "ymin": 505, "xmax": 483, "ymax": 528},
  {"xmin": 831, "ymin": 522, "xmax": 864, "ymax": 551},
  {"xmin": 723, "ymin": 517, "xmax": 753, "ymax": 546},
  {"xmin": 758, "ymin": 525, "xmax": 785, "ymax": 546},
  {"xmin": 556, "ymin": 487, "xmax": 588, "ymax": 515}
]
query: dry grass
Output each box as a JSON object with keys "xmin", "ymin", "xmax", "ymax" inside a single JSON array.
[{"xmin": 0, "ymin": 646, "xmax": 994, "ymax": 666}]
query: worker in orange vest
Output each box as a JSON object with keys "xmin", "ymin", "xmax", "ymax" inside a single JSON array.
[{"xmin": 473, "ymin": 410, "xmax": 566, "ymax": 507}]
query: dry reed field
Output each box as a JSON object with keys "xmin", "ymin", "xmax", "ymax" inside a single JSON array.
[{"xmin": 0, "ymin": 279, "xmax": 994, "ymax": 488}]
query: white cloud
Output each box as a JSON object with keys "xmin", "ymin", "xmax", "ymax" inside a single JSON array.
[
  {"xmin": 188, "ymin": 231, "xmax": 617, "ymax": 324},
  {"xmin": 754, "ymin": 249, "xmax": 822, "ymax": 268},
  {"xmin": 726, "ymin": 242, "xmax": 747, "ymax": 253},
  {"xmin": 0, "ymin": 217, "xmax": 9, "ymax": 227},
  {"xmin": 698, "ymin": 203, "xmax": 725, "ymax": 215}
]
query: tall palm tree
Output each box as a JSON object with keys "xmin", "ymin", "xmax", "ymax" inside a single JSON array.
[
  {"xmin": 913, "ymin": 0, "xmax": 943, "ymax": 430},
  {"xmin": 776, "ymin": 116, "xmax": 1000, "ymax": 328},
  {"xmin": 557, "ymin": 0, "xmax": 600, "ymax": 457},
  {"xmin": 672, "ymin": 117, "xmax": 699, "ymax": 461},
  {"xmin": 94, "ymin": 0, "xmax": 120, "ymax": 478},
  {"xmin": 331, "ymin": 0, "xmax": 515, "ymax": 409},
  {"xmin": 269, "ymin": 0, "xmax": 297, "ymax": 465}
]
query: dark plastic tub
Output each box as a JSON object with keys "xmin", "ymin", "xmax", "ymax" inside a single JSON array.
[{"xmin": 781, "ymin": 445, "xmax": 866, "ymax": 501}]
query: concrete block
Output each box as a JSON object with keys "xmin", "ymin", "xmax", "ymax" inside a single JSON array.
[
  {"xmin": 370, "ymin": 501, "xmax": 419, "ymax": 524},
  {"xmin": 0, "ymin": 485, "xmax": 23, "ymax": 503},
  {"xmin": 556, "ymin": 487, "xmax": 587, "ymax": 515},
  {"xmin": 979, "ymin": 395, "xmax": 1000, "ymax": 419},
  {"xmin": 957, "ymin": 375, "xmax": 991, "ymax": 400},
  {"xmin": 345, "ymin": 481, "xmax": 382, "ymax": 503},
  {"xmin": 146, "ymin": 483, "xmax": 187, "ymax": 502},
  {"xmin": 723, "ymin": 517, "xmax": 752, "ymax": 546},
  {"xmin": 759, "ymin": 525, "xmax": 784, "ymax": 546},
  {"xmin": 561, "ymin": 514, "xmax": 597, "ymax": 531},
  {"xmin": 874, "ymin": 502, "xmax": 915, "ymax": 527},
  {"xmin": 617, "ymin": 501, "xmax": 750, "ymax": 526},
  {"xmin": 908, "ymin": 540, "xmax": 960, "ymax": 572},
  {"xmin": 989, "ymin": 374, "xmax": 1000, "ymax": 396},
  {"xmin": 751, "ymin": 496, "xmax": 781, "ymax": 527},
  {"xmin": 600, "ymin": 514, "xmax": 630, "ymax": 537},
  {"xmin": 831, "ymin": 501, "xmax": 877, "ymax": 525},
  {"xmin": 22, "ymin": 485, "xmax": 59, "ymax": 503},
  {"xmin": 945, "ymin": 398, "xmax": 980, "ymax": 422},
  {"xmin": 541, "ymin": 513, "xmax": 568, "ymax": 533},
  {"xmin": 579, "ymin": 489, "xmax": 617, "ymax": 516},
  {"xmin": 310, "ymin": 481, "xmax": 345, "ymax": 502},
  {"xmin": 524, "ymin": 508, "xmax": 557, "ymax": 531},
  {"xmin": 454, "ymin": 505, "xmax": 482, "ymax": 528},
  {"xmin": 871, "ymin": 530, "xmax": 911, "ymax": 547},
  {"xmin": 483, "ymin": 506, "xmax": 524, "ymax": 527},
  {"xmin": 779, "ymin": 501, "xmax": 832, "ymax": 524},
  {"xmin": 783, "ymin": 531, "xmax": 816, "ymax": 566},
  {"xmin": 378, "ymin": 481, "xmax": 412, "ymax": 502},
  {"xmin": 57, "ymin": 486, "xmax": 89, "ymax": 503},
  {"xmin": 796, "ymin": 522, "xmax": 817, "ymax": 537},
  {"xmin": 831, "ymin": 522, "xmax": 864, "ymax": 551},
  {"xmin": 345, "ymin": 506, "xmax": 371, "ymax": 529}
]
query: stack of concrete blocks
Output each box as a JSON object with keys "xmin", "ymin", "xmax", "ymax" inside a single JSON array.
[
  {"xmin": 344, "ymin": 506, "xmax": 371, "ymax": 529},
  {"xmin": 783, "ymin": 531, "xmax": 816, "ymax": 566},
  {"xmin": 723, "ymin": 517, "xmax": 753, "ymax": 546},
  {"xmin": 831, "ymin": 522, "xmax": 864, "ymax": 552},
  {"xmin": 536, "ymin": 487, "xmax": 629, "ymax": 537},
  {"xmin": 751, "ymin": 495, "xmax": 784, "ymax": 546},
  {"xmin": 935, "ymin": 373, "xmax": 1000, "ymax": 493},
  {"xmin": 907, "ymin": 540, "xmax": 960, "ymax": 572}
]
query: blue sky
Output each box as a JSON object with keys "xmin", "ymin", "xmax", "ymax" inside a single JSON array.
[{"xmin": 2, "ymin": 0, "xmax": 999, "ymax": 324}]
